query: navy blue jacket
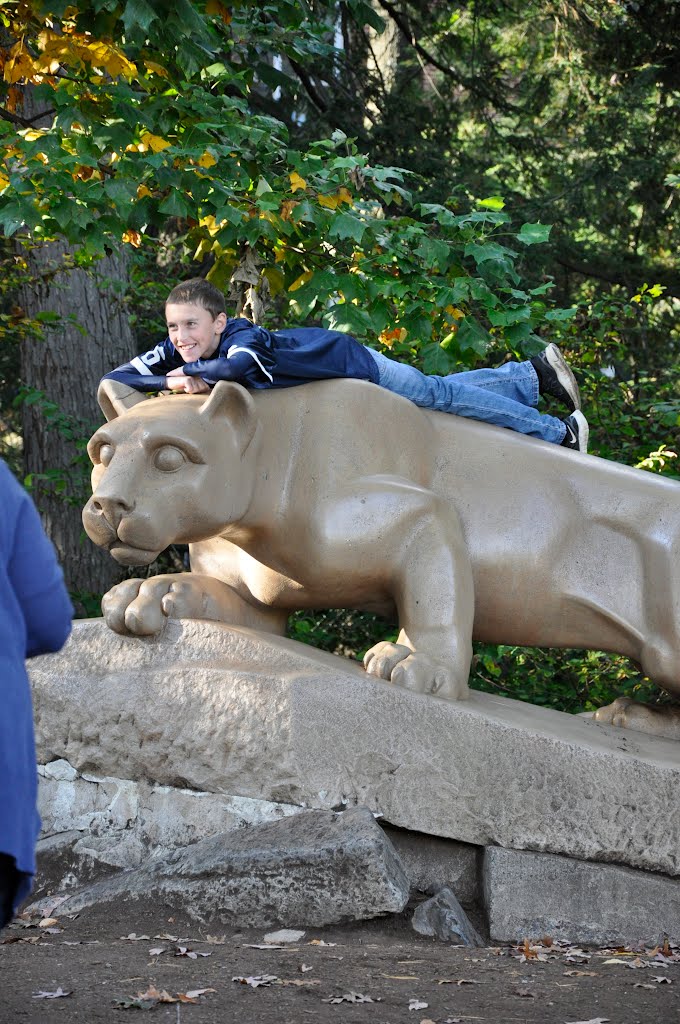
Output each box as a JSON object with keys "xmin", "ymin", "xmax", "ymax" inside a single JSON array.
[{"xmin": 102, "ymin": 318, "xmax": 379, "ymax": 392}]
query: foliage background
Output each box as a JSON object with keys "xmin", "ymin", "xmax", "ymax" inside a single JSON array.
[{"xmin": 1, "ymin": 0, "xmax": 678, "ymax": 715}]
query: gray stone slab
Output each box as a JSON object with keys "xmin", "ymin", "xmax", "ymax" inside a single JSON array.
[
  {"xmin": 483, "ymin": 846, "xmax": 680, "ymax": 947},
  {"xmin": 30, "ymin": 619, "xmax": 680, "ymax": 876},
  {"xmin": 48, "ymin": 807, "xmax": 410, "ymax": 927}
]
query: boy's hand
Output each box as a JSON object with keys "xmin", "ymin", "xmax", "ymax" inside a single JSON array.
[{"xmin": 165, "ymin": 370, "xmax": 211, "ymax": 394}]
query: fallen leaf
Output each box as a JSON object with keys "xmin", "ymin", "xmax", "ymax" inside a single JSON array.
[
  {"xmin": 308, "ymin": 939, "xmax": 337, "ymax": 947},
  {"xmin": 276, "ymin": 978, "xmax": 321, "ymax": 987},
  {"xmin": 437, "ymin": 978, "xmax": 481, "ymax": 986},
  {"xmin": 564, "ymin": 969, "xmax": 597, "ymax": 977},
  {"xmin": 32, "ymin": 987, "xmax": 72, "ymax": 999},
  {"xmin": 148, "ymin": 947, "xmax": 166, "ymax": 956},
  {"xmin": 322, "ymin": 992, "xmax": 378, "ymax": 1004},
  {"xmin": 652, "ymin": 975, "xmax": 673, "ymax": 983},
  {"xmin": 633, "ymin": 983, "xmax": 656, "ymax": 989},
  {"xmin": 154, "ymin": 933, "xmax": 180, "ymax": 941},
  {"xmin": 243, "ymin": 943, "xmax": 287, "ymax": 950},
  {"xmin": 513, "ymin": 988, "xmax": 536, "ymax": 997},
  {"xmin": 137, "ymin": 986, "xmax": 176, "ymax": 1003},
  {"xmin": 175, "ymin": 945, "xmax": 211, "ymax": 958},
  {"xmin": 39, "ymin": 917, "xmax": 59, "ymax": 928},
  {"xmin": 183, "ymin": 988, "xmax": 217, "ymax": 999},
  {"xmin": 232, "ymin": 975, "xmax": 278, "ymax": 988},
  {"xmin": 565, "ymin": 1018, "xmax": 610, "ymax": 1024},
  {"xmin": 381, "ymin": 973, "xmax": 419, "ymax": 980},
  {"xmin": 300, "ymin": 963, "xmax": 313, "ymax": 973},
  {"xmin": 409, "ymin": 999, "xmax": 428, "ymax": 1011},
  {"xmin": 120, "ymin": 933, "xmax": 150, "ymax": 941},
  {"xmin": 264, "ymin": 928, "xmax": 306, "ymax": 944},
  {"xmin": 420, "ymin": 1019, "xmax": 437, "ymax": 1024},
  {"xmin": 205, "ymin": 934, "xmax": 226, "ymax": 944}
]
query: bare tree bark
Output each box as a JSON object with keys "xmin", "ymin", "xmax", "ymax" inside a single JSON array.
[{"xmin": 18, "ymin": 243, "xmax": 135, "ymax": 600}]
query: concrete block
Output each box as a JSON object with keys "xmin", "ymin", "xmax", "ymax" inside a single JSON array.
[
  {"xmin": 30, "ymin": 619, "xmax": 680, "ymax": 876},
  {"xmin": 483, "ymin": 846, "xmax": 680, "ymax": 947},
  {"xmin": 52, "ymin": 807, "xmax": 410, "ymax": 927}
]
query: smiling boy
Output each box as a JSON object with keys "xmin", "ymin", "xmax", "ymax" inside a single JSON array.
[{"xmin": 102, "ymin": 277, "xmax": 588, "ymax": 450}]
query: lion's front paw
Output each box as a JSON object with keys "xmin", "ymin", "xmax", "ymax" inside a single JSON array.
[
  {"xmin": 102, "ymin": 575, "xmax": 208, "ymax": 636},
  {"xmin": 364, "ymin": 643, "xmax": 469, "ymax": 701}
]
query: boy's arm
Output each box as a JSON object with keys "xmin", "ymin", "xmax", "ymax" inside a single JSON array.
[
  {"xmin": 101, "ymin": 338, "xmax": 182, "ymax": 392},
  {"xmin": 182, "ymin": 346, "xmax": 275, "ymax": 388}
]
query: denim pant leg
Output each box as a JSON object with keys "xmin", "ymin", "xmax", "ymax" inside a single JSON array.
[{"xmin": 365, "ymin": 348, "xmax": 566, "ymax": 444}]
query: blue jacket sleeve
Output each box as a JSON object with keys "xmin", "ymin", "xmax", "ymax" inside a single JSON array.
[
  {"xmin": 5, "ymin": 476, "xmax": 73, "ymax": 658},
  {"xmin": 182, "ymin": 321, "xmax": 276, "ymax": 387},
  {"xmin": 101, "ymin": 338, "xmax": 182, "ymax": 392}
]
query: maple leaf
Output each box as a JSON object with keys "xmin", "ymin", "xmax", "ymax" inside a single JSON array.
[{"xmin": 32, "ymin": 987, "xmax": 72, "ymax": 999}]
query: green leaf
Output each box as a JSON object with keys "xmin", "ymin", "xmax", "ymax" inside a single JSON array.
[
  {"xmin": 121, "ymin": 0, "xmax": 160, "ymax": 33},
  {"xmin": 456, "ymin": 317, "xmax": 490, "ymax": 355},
  {"xmin": 415, "ymin": 237, "xmax": 451, "ymax": 270},
  {"xmin": 328, "ymin": 212, "xmax": 365, "ymax": 243},
  {"xmin": 516, "ymin": 222, "xmax": 552, "ymax": 245},
  {"xmin": 477, "ymin": 196, "xmax": 505, "ymax": 210},
  {"xmin": 158, "ymin": 190, "xmax": 189, "ymax": 217}
]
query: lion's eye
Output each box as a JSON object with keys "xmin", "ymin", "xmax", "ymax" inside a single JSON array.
[
  {"xmin": 154, "ymin": 445, "xmax": 186, "ymax": 472},
  {"xmin": 98, "ymin": 443, "xmax": 114, "ymax": 467}
]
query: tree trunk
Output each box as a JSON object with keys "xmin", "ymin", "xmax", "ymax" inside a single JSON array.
[{"xmin": 18, "ymin": 243, "xmax": 135, "ymax": 601}]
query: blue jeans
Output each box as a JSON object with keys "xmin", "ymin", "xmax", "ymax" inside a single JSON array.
[{"xmin": 365, "ymin": 348, "xmax": 567, "ymax": 444}]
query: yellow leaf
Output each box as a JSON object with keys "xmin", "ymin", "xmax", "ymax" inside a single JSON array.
[
  {"xmin": 143, "ymin": 60, "xmax": 168, "ymax": 78},
  {"xmin": 20, "ymin": 128, "xmax": 46, "ymax": 142},
  {"xmin": 136, "ymin": 184, "xmax": 152, "ymax": 198},
  {"xmin": 206, "ymin": 0, "xmax": 232, "ymax": 23},
  {"xmin": 379, "ymin": 327, "xmax": 408, "ymax": 348},
  {"xmin": 198, "ymin": 151, "xmax": 217, "ymax": 169},
  {"xmin": 318, "ymin": 192, "xmax": 340, "ymax": 209},
  {"xmin": 3, "ymin": 42, "xmax": 37, "ymax": 85},
  {"xmin": 0, "ymin": 172, "xmax": 9, "ymax": 191},
  {"xmin": 444, "ymin": 305, "xmax": 465, "ymax": 321},
  {"xmin": 140, "ymin": 132, "xmax": 171, "ymax": 153},
  {"xmin": 337, "ymin": 186, "xmax": 353, "ymax": 206},
  {"xmin": 288, "ymin": 270, "xmax": 313, "ymax": 292},
  {"xmin": 281, "ymin": 199, "xmax": 297, "ymax": 221},
  {"xmin": 121, "ymin": 230, "xmax": 142, "ymax": 248},
  {"xmin": 289, "ymin": 171, "xmax": 307, "ymax": 193}
]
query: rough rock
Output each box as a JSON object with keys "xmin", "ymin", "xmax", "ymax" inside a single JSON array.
[
  {"xmin": 412, "ymin": 887, "xmax": 484, "ymax": 945},
  {"xmin": 381, "ymin": 825, "xmax": 480, "ymax": 905},
  {"xmin": 30, "ymin": 619, "xmax": 680, "ymax": 876},
  {"xmin": 49, "ymin": 807, "xmax": 410, "ymax": 927},
  {"xmin": 483, "ymin": 846, "xmax": 680, "ymax": 946}
]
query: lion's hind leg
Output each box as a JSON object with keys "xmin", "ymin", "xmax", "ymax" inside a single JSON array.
[{"xmin": 593, "ymin": 695, "xmax": 680, "ymax": 741}]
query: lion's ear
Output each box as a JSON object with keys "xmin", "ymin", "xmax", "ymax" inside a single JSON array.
[
  {"xmin": 98, "ymin": 379, "xmax": 150, "ymax": 421},
  {"xmin": 199, "ymin": 381, "xmax": 257, "ymax": 455}
]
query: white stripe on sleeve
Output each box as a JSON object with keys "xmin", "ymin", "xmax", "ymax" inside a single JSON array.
[
  {"xmin": 226, "ymin": 346, "xmax": 274, "ymax": 383},
  {"xmin": 130, "ymin": 356, "xmax": 153, "ymax": 376}
]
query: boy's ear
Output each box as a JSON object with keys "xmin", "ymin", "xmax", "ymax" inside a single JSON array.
[
  {"xmin": 214, "ymin": 310, "xmax": 227, "ymax": 332},
  {"xmin": 199, "ymin": 381, "xmax": 257, "ymax": 455},
  {"xmin": 98, "ymin": 379, "xmax": 150, "ymax": 421}
]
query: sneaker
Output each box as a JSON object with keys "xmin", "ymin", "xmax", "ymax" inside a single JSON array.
[
  {"xmin": 561, "ymin": 410, "xmax": 589, "ymax": 453},
  {"xmin": 531, "ymin": 343, "xmax": 581, "ymax": 412}
]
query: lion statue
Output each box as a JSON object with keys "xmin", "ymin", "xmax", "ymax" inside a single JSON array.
[{"xmin": 82, "ymin": 377, "xmax": 680, "ymax": 741}]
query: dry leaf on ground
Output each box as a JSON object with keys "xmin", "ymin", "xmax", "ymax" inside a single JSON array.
[
  {"xmin": 408, "ymin": 998, "xmax": 428, "ymax": 1010},
  {"xmin": 32, "ymin": 987, "xmax": 72, "ymax": 999},
  {"xmin": 232, "ymin": 975, "xmax": 278, "ymax": 988},
  {"xmin": 322, "ymin": 991, "xmax": 378, "ymax": 1004}
]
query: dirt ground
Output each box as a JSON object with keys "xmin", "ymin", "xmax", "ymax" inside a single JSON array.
[{"xmin": 0, "ymin": 899, "xmax": 677, "ymax": 1024}]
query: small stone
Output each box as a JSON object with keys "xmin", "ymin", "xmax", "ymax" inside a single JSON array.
[
  {"xmin": 263, "ymin": 929, "xmax": 305, "ymax": 944},
  {"xmin": 411, "ymin": 887, "xmax": 484, "ymax": 946},
  {"xmin": 43, "ymin": 759, "xmax": 78, "ymax": 782}
]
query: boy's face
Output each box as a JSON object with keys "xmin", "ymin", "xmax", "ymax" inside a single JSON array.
[{"xmin": 165, "ymin": 302, "xmax": 227, "ymax": 362}]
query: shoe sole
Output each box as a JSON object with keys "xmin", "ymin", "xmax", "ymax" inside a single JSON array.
[{"xmin": 545, "ymin": 343, "xmax": 581, "ymax": 412}]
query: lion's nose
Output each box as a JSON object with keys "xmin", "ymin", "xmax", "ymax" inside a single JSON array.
[{"xmin": 91, "ymin": 494, "xmax": 134, "ymax": 528}]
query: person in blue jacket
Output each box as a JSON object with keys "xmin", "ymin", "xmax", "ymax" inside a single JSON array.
[
  {"xmin": 0, "ymin": 461, "xmax": 73, "ymax": 929},
  {"xmin": 102, "ymin": 278, "xmax": 589, "ymax": 452}
]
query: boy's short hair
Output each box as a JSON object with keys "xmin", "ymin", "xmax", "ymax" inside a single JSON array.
[{"xmin": 166, "ymin": 278, "xmax": 226, "ymax": 319}]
